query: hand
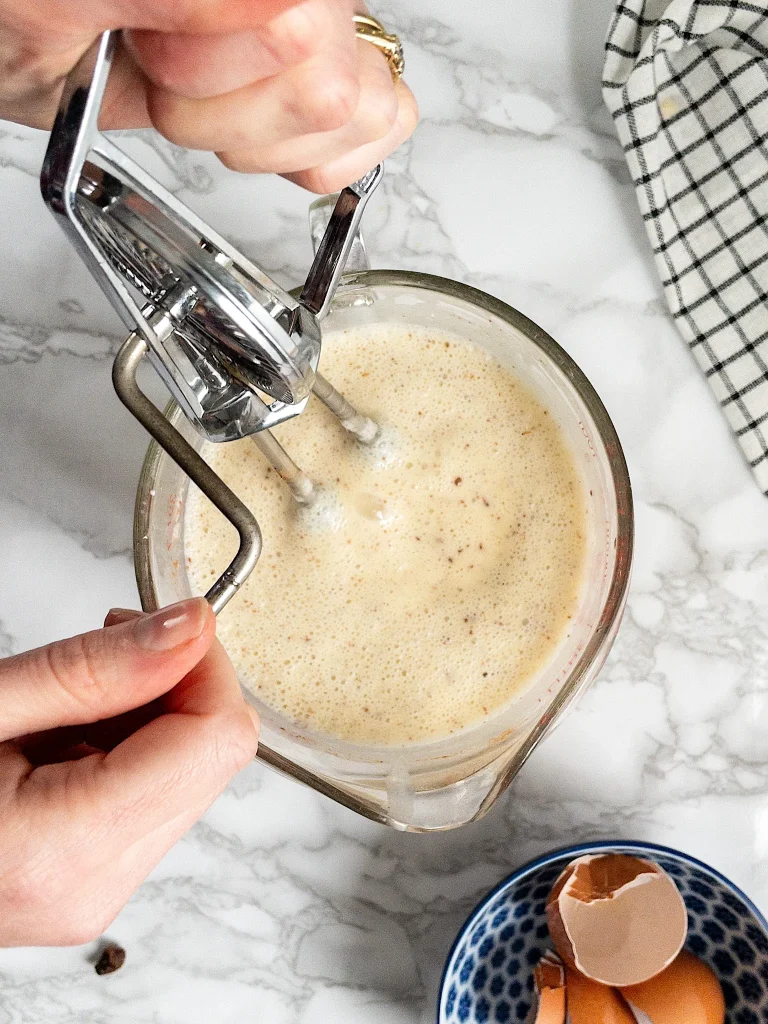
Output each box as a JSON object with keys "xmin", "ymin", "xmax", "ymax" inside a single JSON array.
[
  {"xmin": 0, "ymin": 600, "xmax": 259, "ymax": 947},
  {"xmin": 0, "ymin": 0, "xmax": 418, "ymax": 192}
]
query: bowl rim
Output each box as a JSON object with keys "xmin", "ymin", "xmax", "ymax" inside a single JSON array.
[{"xmin": 437, "ymin": 838, "xmax": 768, "ymax": 1021}]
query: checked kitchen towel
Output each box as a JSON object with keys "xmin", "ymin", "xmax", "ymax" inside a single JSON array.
[{"xmin": 604, "ymin": 0, "xmax": 768, "ymax": 494}]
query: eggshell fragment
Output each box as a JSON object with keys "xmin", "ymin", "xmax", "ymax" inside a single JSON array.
[
  {"xmin": 620, "ymin": 950, "xmax": 725, "ymax": 1024},
  {"xmin": 565, "ymin": 968, "xmax": 636, "ymax": 1024},
  {"xmin": 546, "ymin": 854, "xmax": 687, "ymax": 986},
  {"xmin": 526, "ymin": 951, "xmax": 567, "ymax": 1024}
]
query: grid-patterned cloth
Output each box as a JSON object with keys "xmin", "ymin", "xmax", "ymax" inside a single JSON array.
[{"xmin": 603, "ymin": 0, "xmax": 768, "ymax": 494}]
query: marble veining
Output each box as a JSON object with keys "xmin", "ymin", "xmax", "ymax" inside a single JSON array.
[{"xmin": 1, "ymin": 0, "xmax": 767, "ymax": 1020}]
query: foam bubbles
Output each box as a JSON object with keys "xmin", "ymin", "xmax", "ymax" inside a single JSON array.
[
  {"xmin": 185, "ymin": 322, "xmax": 588, "ymax": 746},
  {"xmin": 297, "ymin": 485, "xmax": 346, "ymax": 533}
]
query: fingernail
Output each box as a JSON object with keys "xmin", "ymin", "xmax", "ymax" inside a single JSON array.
[
  {"xmin": 133, "ymin": 598, "xmax": 209, "ymax": 652},
  {"xmin": 105, "ymin": 607, "xmax": 141, "ymax": 627}
]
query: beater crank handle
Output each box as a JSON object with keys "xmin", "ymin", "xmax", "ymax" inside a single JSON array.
[
  {"xmin": 113, "ymin": 333, "xmax": 262, "ymax": 615},
  {"xmin": 299, "ymin": 164, "xmax": 383, "ymax": 320}
]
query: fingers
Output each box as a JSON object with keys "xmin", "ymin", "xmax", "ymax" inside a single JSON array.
[
  {"xmin": 4, "ymin": 0, "xmax": 418, "ymax": 192},
  {"xmin": 214, "ymin": 38, "xmax": 407, "ymax": 175},
  {"xmin": 282, "ymin": 77, "xmax": 418, "ymax": 192},
  {"xmin": 14, "ymin": 611, "xmax": 157, "ymax": 765},
  {"xmin": 144, "ymin": 40, "xmax": 362, "ymax": 152},
  {"xmin": 112, "ymin": 2, "xmax": 418, "ymax": 193},
  {"xmin": 95, "ymin": 636, "xmax": 259, "ymax": 838},
  {"xmin": 127, "ymin": 0, "xmax": 353, "ymax": 100},
  {"xmin": 0, "ymin": 599, "xmax": 215, "ymax": 742},
  {"xmin": 2, "ymin": 636, "xmax": 258, "ymax": 947},
  {"xmin": 143, "ymin": 8, "xmax": 374, "ymax": 153},
  {"xmin": 29, "ymin": 637, "xmax": 258, "ymax": 842}
]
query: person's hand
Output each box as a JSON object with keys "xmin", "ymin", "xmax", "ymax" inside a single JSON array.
[
  {"xmin": 0, "ymin": 600, "xmax": 259, "ymax": 947},
  {"xmin": 0, "ymin": 0, "xmax": 418, "ymax": 192}
]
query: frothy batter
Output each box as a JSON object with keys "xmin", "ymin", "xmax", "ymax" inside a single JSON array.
[{"xmin": 185, "ymin": 323, "xmax": 587, "ymax": 746}]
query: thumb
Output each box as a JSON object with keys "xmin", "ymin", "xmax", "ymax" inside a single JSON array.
[{"xmin": 0, "ymin": 599, "xmax": 215, "ymax": 742}]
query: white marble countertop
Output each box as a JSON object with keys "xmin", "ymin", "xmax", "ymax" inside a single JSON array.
[{"xmin": 1, "ymin": 0, "xmax": 767, "ymax": 1020}]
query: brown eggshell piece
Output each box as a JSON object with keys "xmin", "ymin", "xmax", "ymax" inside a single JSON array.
[
  {"xmin": 546, "ymin": 854, "xmax": 687, "ymax": 987},
  {"xmin": 527, "ymin": 951, "xmax": 567, "ymax": 1024},
  {"xmin": 620, "ymin": 950, "xmax": 726, "ymax": 1024},
  {"xmin": 565, "ymin": 969, "xmax": 636, "ymax": 1024}
]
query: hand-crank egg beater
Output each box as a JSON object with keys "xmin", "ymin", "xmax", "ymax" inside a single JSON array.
[{"xmin": 41, "ymin": 29, "xmax": 383, "ymax": 612}]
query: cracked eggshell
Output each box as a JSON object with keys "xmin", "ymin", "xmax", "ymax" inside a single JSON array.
[
  {"xmin": 564, "ymin": 968, "xmax": 636, "ymax": 1024},
  {"xmin": 620, "ymin": 950, "xmax": 725, "ymax": 1024},
  {"xmin": 546, "ymin": 854, "xmax": 687, "ymax": 987},
  {"xmin": 526, "ymin": 950, "xmax": 567, "ymax": 1024}
]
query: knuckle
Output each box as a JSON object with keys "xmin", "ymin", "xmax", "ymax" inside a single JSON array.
[
  {"xmin": 295, "ymin": 166, "xmax": 340, "ymax": 195},
  {"xmin": 146, "ymin": 61, "xmax": 187, "ymax": 96},
  {"xmin": 213, "ymin": 712, "xmax": 258, "ymax": 774},
  {"xmin": 274, "ymin": 1, "xmax": 335, "ymax": 66},
  {"xmin": 44, "ymin": 634, "xmax": 110, "ymax": 713},
  {"xmin": 399, "ymin": 85, "xmax": 420, "ymax": 136},
  {"xmin": 358, "ymin": 85, "xmax": 399, "ymax": 142},
  {"xmin": 147, "ymin": 89, "xmax": 193, "ymax": 148},
  {"xmin": 6, "ymin": 867, "xmax": 76, "ymax": 940},
  {"xmin": 217, "ymin": 149, "xmax": 265, "ymax": 174},
  {"xmin": 3, "ymin": 864, "xmax": 48, "ymax": 917},
  {"xmin": 129, "ymin": 33, "xmax": 182, "ymax": 92},
  {"xmin": 291, "ymin": 63, "xmax": 359, "ymax": 134}
]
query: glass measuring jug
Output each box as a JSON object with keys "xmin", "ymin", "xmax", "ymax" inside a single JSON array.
[{"xmin": 134, "ymin": 269, "xmax": 633, "ymax": 832}]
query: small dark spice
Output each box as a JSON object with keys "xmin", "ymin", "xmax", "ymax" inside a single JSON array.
[{"xmin": 94, "ymin": 943, "xmax": 126, "ymax": 976}]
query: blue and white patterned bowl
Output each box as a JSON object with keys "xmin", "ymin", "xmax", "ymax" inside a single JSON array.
[{"xmin": 438, "ymin": 841, "xmax": 768, "ymax": 1024}]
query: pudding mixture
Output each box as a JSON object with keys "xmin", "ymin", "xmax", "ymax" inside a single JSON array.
[{"xmin": 185, "ymin": 323, "xmax": 587, "ymax": 745}]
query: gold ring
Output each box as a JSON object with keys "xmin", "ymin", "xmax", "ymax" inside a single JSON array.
[{"xmin": 353, "ymin": 13, "xmax": 405, "ymax": 81}]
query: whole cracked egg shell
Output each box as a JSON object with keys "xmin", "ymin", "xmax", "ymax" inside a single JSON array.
[
  {"xmin": 620, "ymin": 950, "xmax": 725, "ymax": 1024},
  {"xmin": 546, "ymin": 854, "xmax": 687, "ymax": 987}
]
